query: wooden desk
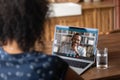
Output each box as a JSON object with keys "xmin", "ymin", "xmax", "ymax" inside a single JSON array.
[{"xmin": 81, "ymin": 32, "xmax": 120, "ymax": 80}]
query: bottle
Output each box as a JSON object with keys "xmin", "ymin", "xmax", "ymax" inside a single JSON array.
[
  {"xmin": 93, "ymin": 0, "xmax": 101, "ymax": 2},
  {"xmin": 84, "ymin": 0, "xmax": 92, "ymax": 3}
]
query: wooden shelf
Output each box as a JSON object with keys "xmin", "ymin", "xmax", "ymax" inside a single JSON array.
[{"xmin": 80, "ymin": 2, "xmax": 115, "ymax": 9}]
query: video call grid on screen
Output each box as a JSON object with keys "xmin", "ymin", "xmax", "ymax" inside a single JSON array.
[{"xmin": 53, "ymin": 25, "xmax": 98, "ymax": 60}]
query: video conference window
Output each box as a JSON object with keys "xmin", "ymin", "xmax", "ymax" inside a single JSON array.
[{"xmin": 53, "ymin": 28, "xmax": 97, "ymax": 58}]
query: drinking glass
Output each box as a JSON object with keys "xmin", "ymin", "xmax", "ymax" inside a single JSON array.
[{"xmin": 96, "ymin": 48, "xmax": 108, "ymax": 69}]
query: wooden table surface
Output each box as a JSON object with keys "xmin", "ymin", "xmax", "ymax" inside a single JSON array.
[{"xmin": 81, "ymin": 32, "xmax": 120, "ymax": 80}]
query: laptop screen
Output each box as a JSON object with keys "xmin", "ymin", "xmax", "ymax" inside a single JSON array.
[{"xmin": 52, "ymin": 25, "xmax": 98, "ymax": 61}]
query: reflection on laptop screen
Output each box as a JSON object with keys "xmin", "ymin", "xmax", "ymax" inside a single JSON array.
[{"xmin": 53, "ymin": 25, "xmax": 98, "ymax": 61}]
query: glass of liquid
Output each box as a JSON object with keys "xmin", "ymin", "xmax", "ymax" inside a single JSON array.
[{"xmin": 96, "ymin": 48, "xmax": 108, "ymax": 69}]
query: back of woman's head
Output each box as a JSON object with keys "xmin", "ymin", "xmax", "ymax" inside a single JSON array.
[{"xmin": 0, "ymin": 0, "xmax": 49, "ymax": 51}]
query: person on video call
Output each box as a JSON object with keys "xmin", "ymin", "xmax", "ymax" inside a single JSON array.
[
  {"xmin": 0, "ymin": 0, "xmax": 84, "ymax": 80},
  {"xmin": 59, "ymin": 33, "xmax": 86, "ymax": 57}
]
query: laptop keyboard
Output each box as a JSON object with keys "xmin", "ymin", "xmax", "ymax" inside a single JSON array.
[{"xmin": 64, "ymin": 59, "xmax": 90, "ymax": 69}]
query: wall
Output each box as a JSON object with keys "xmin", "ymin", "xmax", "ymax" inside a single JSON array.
[
  {"xmin": 103, "ymin": 0, "xmax": 120, "ymax": 29},
  {"xmin": 114, "ymin": 0, "xmax": 120, "ymax": 29}
]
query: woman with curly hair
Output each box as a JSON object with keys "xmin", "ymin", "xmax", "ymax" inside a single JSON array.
[{"xmin": 0, "ymin": 0, "xmax": 84, "ymax": 80}]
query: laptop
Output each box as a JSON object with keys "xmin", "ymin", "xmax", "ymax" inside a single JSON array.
[{"xmin": 52, "ymin": 25, "xmax": 98, "ymax": 75}]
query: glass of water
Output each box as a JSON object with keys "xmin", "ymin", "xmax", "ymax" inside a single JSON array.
[{"xmin": 96, "ymin": 48, "xmax": 108, "ymax": 69}]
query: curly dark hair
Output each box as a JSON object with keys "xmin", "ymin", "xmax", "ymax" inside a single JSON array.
[{"xmin": 0, "ymin": 0, "xmax": 49, "ymax": 51}]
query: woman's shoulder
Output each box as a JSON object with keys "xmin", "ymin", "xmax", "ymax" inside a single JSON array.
[
  {"xmin": 30, "ymin": 51, "xmax": 66, "ymax": 63},
  {"xmin": 31, "ymin": 51, "xmax": 69, "ymax": 70},
  {"xmin": 31, "ymin": 51, "xmax": 69, "ymax": 80}
]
